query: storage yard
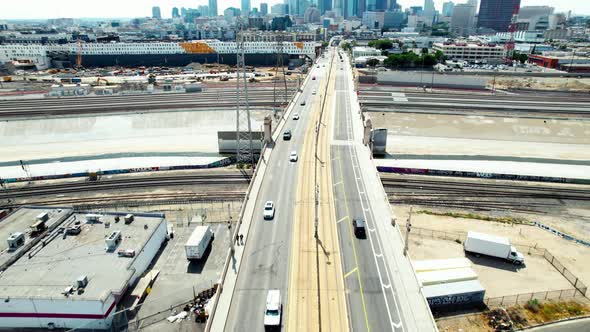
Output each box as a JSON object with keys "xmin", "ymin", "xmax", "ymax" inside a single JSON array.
[{"xmin": 393, "ymin": 198, "xmax": 590, "ymax": 300}]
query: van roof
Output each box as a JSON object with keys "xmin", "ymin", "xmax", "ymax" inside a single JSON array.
[{"xmin": 266, "ymin": 289, "xmax": 281, "ymax": 310}]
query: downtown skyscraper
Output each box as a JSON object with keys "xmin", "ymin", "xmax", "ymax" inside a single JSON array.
[
  {"xmin": 242, "ymin": 0, "xmax": 251, "ymax": 15},
  {"xmin": 478, "ymin": 0, "xmax": 521, "ymax": 31},
  {"xmin": 208, "ymin": 0, "xmax": 218, "ymax": 17}
]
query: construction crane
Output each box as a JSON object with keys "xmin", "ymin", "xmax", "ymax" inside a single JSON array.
[
  {"xmin": 504, "ymin": 5, "xmax": 520, "ymax": 64},
  {"xmin": 75, "ymin": 39, "xmax": 83, "ymax": 69}
]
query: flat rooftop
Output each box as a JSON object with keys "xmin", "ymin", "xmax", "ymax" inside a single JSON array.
[
  {"xmin": 0, "ymin": 209, "xmax": 165, "ymax": 302},
  {"xmin": 0, "ymin": 206, "xmax": 73, "ymax": 268}
]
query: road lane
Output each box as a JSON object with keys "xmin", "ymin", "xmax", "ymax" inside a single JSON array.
[{"xmin": 223, "ymin": 58, "xmax": 329, "ymax": 332}]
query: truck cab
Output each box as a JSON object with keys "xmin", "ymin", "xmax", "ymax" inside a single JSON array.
[{"xmin": 509, "ymin": 246, "xmax": 525, "ymax": 265}]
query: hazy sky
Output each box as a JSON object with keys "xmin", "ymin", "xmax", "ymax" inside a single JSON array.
[{"xmin": 1, "ymin": 0, "xmax": 588, "ymax": 20}]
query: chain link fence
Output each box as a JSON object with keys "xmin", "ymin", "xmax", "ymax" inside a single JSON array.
[{"xmin": 484, "ymin": 288, "xmax": 585, "ymax": 307}]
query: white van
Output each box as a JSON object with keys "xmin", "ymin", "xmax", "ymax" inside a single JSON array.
[{"xmin": 264, "ymin": 289, "xmax": 281, "ymax": 327}]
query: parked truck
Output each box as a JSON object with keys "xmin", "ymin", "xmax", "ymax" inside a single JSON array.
[
  {"xmin": 464, "ymin": 231, "xmax": 524, "ymax": 265},
  {"xmin": 185, "ymin": 225, "xmax": 214, "ymax": 260}
]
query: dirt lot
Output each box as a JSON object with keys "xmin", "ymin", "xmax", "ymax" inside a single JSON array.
[
  {"xmin": 394, "ymin": 205, "xmax": 590, "ymax": 298},
  {"xmin": 495, "ymin": 76, "xmax": 590, "ymax": 91}
]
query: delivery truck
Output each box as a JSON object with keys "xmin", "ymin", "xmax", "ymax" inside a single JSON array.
[
  {"xmin": 185, "ymin": 225, "xmax": 214, "ymax": 260},
  {"xmin": 464, "ymin": 231, "xmax": 524, "ymax": 265}
]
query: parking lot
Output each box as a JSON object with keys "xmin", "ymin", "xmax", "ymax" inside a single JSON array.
[{"xmin": 119, "ymin": 220, "xmax": 230, "ymax": 330}]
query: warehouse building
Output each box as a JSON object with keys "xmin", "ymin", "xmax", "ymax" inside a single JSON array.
[{"xmin": 0, "ymin": 207, "xmax": 167, "ymax": 330}]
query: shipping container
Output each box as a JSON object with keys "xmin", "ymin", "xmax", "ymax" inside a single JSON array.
[
  {"xmin": 413, "ymin": 258, "xmax": 472, "ymax": 273},
  {"xmin": 417, "ymin": 267, "xmax": 478, "ymax": 286},
  {"xmin": 423, "ymin": 280, "xmax": 485, "ymax": 308}
]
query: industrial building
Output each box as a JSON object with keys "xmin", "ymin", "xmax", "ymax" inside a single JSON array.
[
  {"xmin": 433, "ymin": 42, "xmax": 506, "ymax": 64},
  {"xmin": 528, "ymin": 53, "xmax": 590, "ymax": 72},
  {"xmin": 0, "ymin": 206, "xmax": 167, "ymax": 330}
]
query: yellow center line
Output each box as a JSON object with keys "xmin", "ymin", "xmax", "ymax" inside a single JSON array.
[
  {"xmin": 344, "ymin": 267, "xmax": 358, "ymax": 279},
  {"xmin": 337, "ymin": 147, "xmax": 371, "ymax": 332}
]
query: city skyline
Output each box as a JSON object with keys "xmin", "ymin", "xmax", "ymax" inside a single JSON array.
[{"xmin": 1, "ymin": 0, "xmax": 588, "ymax": 19}]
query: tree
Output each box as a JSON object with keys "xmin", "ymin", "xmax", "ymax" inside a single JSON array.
[
  {"xmin": 368, "ymin": 39, "xmax": 393, "ymax": 50},
  {"xmin": 366, "ymin": 58, "xmax": 380, "ymax": 67},
  {"xmin": 422, "ymin": 54, "xmax": 437, "ymax": 66},
  {"xmin": 512, "ymin": 51, "xmax": 528, "ymax": 64},
  {"xmin": 434, "ymin": 50, "xmax": 446, "ymax": 62},
  {"xmin": 341, "ymin": 42, "xmax": 351, "ymax": 51}
]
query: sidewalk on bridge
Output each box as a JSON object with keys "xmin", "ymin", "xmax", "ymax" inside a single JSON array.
[{"xmin": 346, "ymin": 62, "xmax": 439, "ymax": 331}]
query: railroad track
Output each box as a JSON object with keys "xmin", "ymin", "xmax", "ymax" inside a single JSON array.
[
  {"xmin": 380, "ymin": 174, "xmax": 590, "ymax": 213},
  {"xmin": 381, "ymin": 176, "xmax": 590, "ymax": 200},
  {"xmin": 1, "ymin": 172, "xmax": 251, "ymax": 200},
  {"xmin": 2, "ymin": 191, "xmax": 246, "ymax": 209},
  {"xmin": 0, "ymin": 88, "xmax": 297, "ymax": 118}
]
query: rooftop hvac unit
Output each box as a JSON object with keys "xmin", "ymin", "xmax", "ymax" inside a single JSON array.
[
  {"xmin": 105, "ymin": 230, "xmax": 121, "ymax": 250},
  {"xmin": 7, "ymin": 232, "xmax": 25, "ymax": 251},
  {"xmin": 124, "ymin": 214, "xmax": 134, "ymax": 224},
  {"xmin": 117, "ymin": 249, "xmax": 136, "ymax": 257},
  {"xmin": 86, "ymin": 214, "xmax": 102, "ymax": 223},
  {"xmin": 66, "ymin": 225, "xmax": 81, "ymax": 235},
  {"xmin": 62, "ymin": 286, "xmax": 73, "ymax": 296},
  {"xmin": 36, "ymin": 212, "xmax": 49, "ymax": 222},
  {"xmin": 30, "ymin": 220, "xmax": 47, "ymax": 234},
  {"xmin": 76, "ymin": 275, "xmax": 88, "ymax": 288}
]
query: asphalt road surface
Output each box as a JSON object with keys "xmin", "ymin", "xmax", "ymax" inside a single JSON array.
[
  {"xmin": 223, "ymin": 58, "xmax": 330, "ymax": 332},
  {"xmin": 331, "ymin": 53, "xmax": 406, "ymax": 332}
]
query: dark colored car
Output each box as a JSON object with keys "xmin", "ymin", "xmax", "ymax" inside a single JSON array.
[
  {"xmin": 283, "ymin": 130, "xmax": 292, "ymax": 140},
  {"xmin": 353, "ymin": 218, "xmax": 366, "ymax": 238}
]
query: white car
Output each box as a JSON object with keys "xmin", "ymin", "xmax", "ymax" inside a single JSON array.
[
  {"xmin": 292, "ymin": 113, "xmax": 300, "ymax": 120},
  {"xmin": 264, "ymin": 289, "xmax": 281, "ymax": 327},
  {"xmin": 312, "ymin": 90, "xmax": 316, "ymax": 95},
  {"xmin": 263, "ymin": 201, "xmax": 275, "ymax": 220},
  {"xmin": 289, "ymin": 151, "xmax": 298, "ymax": 162}
]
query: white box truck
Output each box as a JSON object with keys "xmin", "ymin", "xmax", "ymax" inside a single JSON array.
[
  {"xmin": 464, "ymin": 231, "xmax": 524, "ymax": 265},
  {"xmin": 185, "ymin": 225, "xmax": 214, "ymax": 260}
]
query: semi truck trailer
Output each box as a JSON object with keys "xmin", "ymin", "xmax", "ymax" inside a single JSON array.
[{"xmin": 185, "ymin": 225, "xmax": 214, "ymax": 260}]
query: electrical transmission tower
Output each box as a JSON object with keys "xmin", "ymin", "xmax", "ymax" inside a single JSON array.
[
  {"xmin": 273, "ymin": 32, "xmax": 289, "ymax": 117},
  {"xmin": 235, "ymin": 27, "xmax": 255, "ymax": 168}
]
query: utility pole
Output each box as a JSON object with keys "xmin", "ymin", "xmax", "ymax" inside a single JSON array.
[
  {"xmin": 235, "ymin": 23, "xmax": 255, "ymax": 169},
  {"xmin": 273, "ymin": 32, "xmax": 288, "ymax": 118},
  {"xmin": 403, "ymin": 207, "xmax": 413, "ymax": 256},
  {"xmin": 492, "ymin": 73, "xmax": 497, "ymax": 94}
]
